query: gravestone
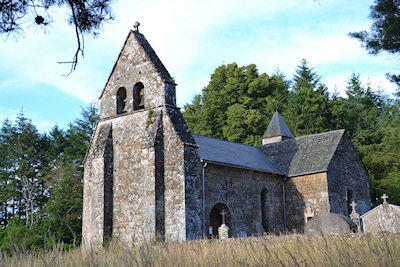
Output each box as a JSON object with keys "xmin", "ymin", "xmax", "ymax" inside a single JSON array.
[
  {"xmin": 349, "ymin": 201, "xmax": 360, "ymax": 232},
  {"xmin": 218, "ymin": 209, "xmax": 229, "ymax": 240},
  {"xmin": 304, "ymin": 211, "xmax": 357, "ymax": 235},
  {"xmin": 361, "ymin": 194, "xmax": 400, "ymax": 233}
]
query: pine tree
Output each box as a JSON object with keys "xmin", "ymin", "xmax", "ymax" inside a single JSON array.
[{"xmin": 283, "ymin": 59, "xmax": 329, "ymax": 135}]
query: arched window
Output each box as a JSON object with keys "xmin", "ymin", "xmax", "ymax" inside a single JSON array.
[
  {"xmin": 347, "ymin": 189, "xmax": 353, "ymax": 216},
  {"xmin": 133, "ymin": 82, "xmax": 144, "ymax": 110},
  {"xmin": 116, "ymin": 87, "xmax": 127, "ymax": 115},
  {"xmin": 261, "ymin": 188, "xmax": 269, "ymax": 232}
]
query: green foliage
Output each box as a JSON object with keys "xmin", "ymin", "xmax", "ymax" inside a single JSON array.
[
  {"xmin": 0, "ymin": 104, "xmax": 98, "ymax": 253},
  {"xmin": 45, "ymin": 161, "xmax": 83, "ymax": 245},
  {"xmin": 183, "ymin": 63, "xmax": 290, "ymax": 145},
  {"xmin": 0, "ymin": 113, "xmax": 48, "ymax": 229},
  {"xmin": 349, "ymin": 0, "xmax": 400, "ymax": 86},
  {"xmin": 183, "ymin": 60, "xmax": 400, "ymax": 207},
  {"xmin": 0, "ymin": 216, "xmax": 46, "ymax": 254},
  {"xmin": 283, "ymin": 60, "xmax": 330, "ymax": 135}
]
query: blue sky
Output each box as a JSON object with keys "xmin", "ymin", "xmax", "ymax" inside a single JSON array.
[{"xmin": 0, "ymin": 0, "xmax": 399, "ymax": 132}]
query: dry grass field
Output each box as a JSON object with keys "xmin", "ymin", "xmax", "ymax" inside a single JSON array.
[{"xmin": 1, "ymin": 233, "xmax": 399, "ymax": 266}]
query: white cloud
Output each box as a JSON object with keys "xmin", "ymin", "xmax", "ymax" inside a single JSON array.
[
  {"xmin": 0, "ymin": 0, "xmax": 398, "ymax": 112},
  {"xmin": 0, "ymin": 106, "xmax": 20, "ymax": 123},
  {"xmin": 0, "ymin": 106, "xmax": 55, "ymax": 132}
]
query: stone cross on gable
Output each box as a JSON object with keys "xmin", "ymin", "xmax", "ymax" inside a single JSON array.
[
  {"xmin": 350, "ymin": 201, "xmax": 357, "ymax": 213},
  {"xmin": 381, "ymin": 194, "xmax": 388, "ymax": 204},
  {"xmin": 220, "ymin": 209, "xmax": 226, "ymax": 225},
  {"xmin": 133, "ymin": 21, "xmax": 140, "ymax": 32}
]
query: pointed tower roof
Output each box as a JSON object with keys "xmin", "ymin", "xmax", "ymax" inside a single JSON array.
[{"xmin": 262, "ymin": 111, "xmax": 294, "ymax": 139}]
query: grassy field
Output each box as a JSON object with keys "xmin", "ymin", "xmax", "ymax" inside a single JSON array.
[{"xmin": 1, "ymin": 233, "xmax": 399, "ymax": 266}]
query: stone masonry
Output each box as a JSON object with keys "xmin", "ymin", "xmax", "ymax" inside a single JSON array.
[{"xmin": 82, "ymin": 29, "xmax": 202, "ymax": 248}]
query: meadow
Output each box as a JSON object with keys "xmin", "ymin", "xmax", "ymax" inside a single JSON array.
[{"xmin": 1, "ymin": 233, "xmax": 399, "ymax": 266}]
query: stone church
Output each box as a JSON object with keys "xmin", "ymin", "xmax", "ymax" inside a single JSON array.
[{"xmin": 82, "ymin": 25, "xmax": 371, "ymax": 247}]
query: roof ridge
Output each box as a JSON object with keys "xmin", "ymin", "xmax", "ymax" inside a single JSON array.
[
  {"xmin": 192, "ymin": 133, "xmax": 258, "ymax": 149},
  {"xmin": 294, "ymin": 129, "xmax": 345, "ymax": 140}
]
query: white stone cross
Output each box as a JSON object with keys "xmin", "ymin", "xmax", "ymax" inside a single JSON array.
[
  {"xmin": 381, "ymin": 194, "xmax": 388, "ymax": 204},
  {"xmin": 220, "ymin": 209, "xmax": 226, "ymax": 225},
  {"xmin": 350, "ymin": 201, "xmax": 357, "ymax": 213}
]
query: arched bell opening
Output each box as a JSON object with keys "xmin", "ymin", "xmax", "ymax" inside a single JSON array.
[
  {"xmin": 133, "ymin": 82, "xmax": 144, "ymax": 110},
  {"xmin": 116, "ymin": 87, "xmax": 127, "ymax": 115}
]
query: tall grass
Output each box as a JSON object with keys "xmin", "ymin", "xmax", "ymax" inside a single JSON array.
[{"xmin": 1, "ymin": 233, "xmax": 399, "ymax": 266}]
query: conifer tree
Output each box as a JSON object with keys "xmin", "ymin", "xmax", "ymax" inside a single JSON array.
[{"xmin": 283, "ymin": 59, "xmax": 329, "ymax": 135}]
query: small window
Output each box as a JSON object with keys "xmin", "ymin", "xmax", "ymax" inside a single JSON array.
[
  {"xmin": 116, "ymin": 87, "xmax": 127, "ymax": 115},
  {"xmin": 133, "ymin": 82, "xmax": 144, "ymax": 110}
]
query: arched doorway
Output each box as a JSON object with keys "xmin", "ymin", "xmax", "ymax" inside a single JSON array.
[{"xmin": 209, "ymin": 203, "xmax": 231, "ymax": 238}]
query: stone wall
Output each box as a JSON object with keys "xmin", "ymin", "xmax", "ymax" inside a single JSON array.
[
  {"xmin": 204, "ymin": 164, "xmax": 284, "ymax": 236},
  {"xmin": 285, "ymin": 172, "xmax": 329, "ymax": 232},
  {"xmin": 83, "ymin": 29, "xmax": 201, "ymax": 247},
  {"xmin": 83, "ymin": 104, "xmax": 202, "ymax": 246},
  {"xmin": 184, "ymin": 145, "xmax": 203, "ymax": 239},
  {"xmin": 109, "ymin": 109, "xmax": 161, "ymax": 244},
  {"xmin": 162, "ymin": 109, "xmax": 187, "ymax": 241},
  {"xmin": 82, "ymin": 122, "xmax": 112, "ymax": 248},
  {"xmin": 327, "ymin": 133, "xmax": 370, "ymax": 216},
  {"xmin": 99, "ymin": 30, "xmax": 175, "ymax": 120}
]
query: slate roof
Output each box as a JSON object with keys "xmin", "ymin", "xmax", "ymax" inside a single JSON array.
[
  {"xmin": 258, "ymin": 130, "xmax": 345, "ymax": 177},
  {"xmin": 192, "ymin": 134, "xmax": 285, "ymax": 175},
  {"xmin": 262, "ymin": 111, "xmax": 294, "ymax": 139}
]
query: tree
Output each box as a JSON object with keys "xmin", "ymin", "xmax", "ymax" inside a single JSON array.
[
  {"xmin": 283, "ymin": 59, "xmax": 330, "ymax": 135},
  {"xmin": 0, "ymin": 104, "xmax": 99, "ymax": 251},
  {"xmin": 64, "ymin": 103, "xmax": 99, "ymax": 164},
  {"xmin": 44, "ymin": 161, "xmax": 83, "ymax": 245},
  {"xmin": 183, "ymin": 63, "xmax": 290, "ymax": 145},
  {"xmin": 0, "ymin": 0, "xmax": 114, "ymax": 73},
  {"xmin": 349, "ymin": 0, "xmax": 400, "ymax": 86},
  {"xmin": 0, "ymin": 113, "xmax": 48, "ymax": 228}
]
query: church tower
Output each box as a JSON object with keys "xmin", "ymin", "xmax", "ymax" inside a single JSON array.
[
  {"xmin": 82, "ymin": 24, "xmax": 202, "ymax": 248},
  {"xmin": 262, "ymin": 111, "xmax": 294, "ymax": 145}
]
